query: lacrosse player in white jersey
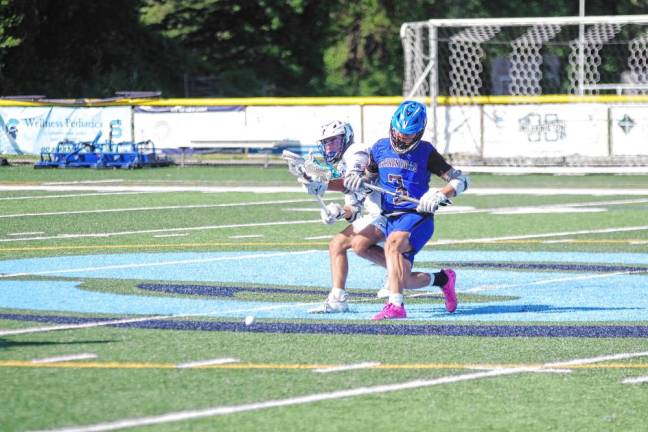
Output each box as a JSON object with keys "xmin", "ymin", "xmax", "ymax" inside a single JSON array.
[{"xmin": 298, "ymin": 121, "xmax": 431, "ymax": 314}]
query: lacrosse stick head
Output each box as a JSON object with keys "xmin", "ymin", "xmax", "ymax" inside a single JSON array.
[{"xmin": 302, "ymin": 152, "xmax": 333, "ymax": 183}]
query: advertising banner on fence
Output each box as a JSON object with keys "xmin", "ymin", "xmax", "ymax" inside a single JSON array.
[
  {"xmin": 0, "ymin": 106, "xmax": 132, "ymax": 154},
  {"xmin": 610, "ymin": 106, "xmax": 648, "ymax": 156},
  {"xmin": 483, "ymin": 104, "xmax": 609, "ymax": 158},
  {"xmin": 133, "ymin": 106, "xmax": 246, "ymax": 149}
]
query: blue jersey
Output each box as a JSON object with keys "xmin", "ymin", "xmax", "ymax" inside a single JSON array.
[{"xmin": 368, "ymin": 138, "xmax": 451, "ymax": 213}]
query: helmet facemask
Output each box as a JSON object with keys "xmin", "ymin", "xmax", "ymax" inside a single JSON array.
[
  {"xmin": 320, "ymin": 135, "xmax": 345, "ymax": 164},
  {"xmin": 318, "ymin": 121, "xmax": 354, "ymax": 164},
  {"xmin": 390, "ymin": 127, "xmax": 424, "ymax": 154},
  {"xmin": 389, "ymin": 100, "xmax": 427, "ymax": 154}
]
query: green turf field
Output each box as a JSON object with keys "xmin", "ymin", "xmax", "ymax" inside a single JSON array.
[{"xmin": 1, "ymin": 165, "xmax": 648, "ymax": 431}]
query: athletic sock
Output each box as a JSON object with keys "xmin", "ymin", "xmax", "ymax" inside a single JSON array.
[
  {"xmin": 389, "ymin": 293, "xmax": 404, "ymax": 306},
  {"xmin": 432, "ymin": 270, "xmax": 448, "ymax": 287},
  {"xmin": 331, "ymin": 287, "xmax": 347, "ymax": 300}
]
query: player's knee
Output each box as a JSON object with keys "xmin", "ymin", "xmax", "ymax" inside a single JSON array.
[
  {"xmin": 329, "ymin": 233, "xmax": 351, "ymax": 254},
  {"xmin": 350, "ymin": 236, "xmax": 370, "ymax": 257},
  {"xmin": 385, "ymin": 234, "xmax": 409, "ymax": 254}
]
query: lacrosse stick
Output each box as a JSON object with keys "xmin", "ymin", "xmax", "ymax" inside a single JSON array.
[
  {"xmin": 281, "ymin": 150, "xmax": 332, "ymax": 213},
  {"xmin": 363, "ymin": 183, "xmax": 453, "ymax": 209}
]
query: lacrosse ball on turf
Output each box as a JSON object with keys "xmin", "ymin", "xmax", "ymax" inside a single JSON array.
[{"xmin": 244, "ymin": 315, "xmax": 256, "ymax": 326}]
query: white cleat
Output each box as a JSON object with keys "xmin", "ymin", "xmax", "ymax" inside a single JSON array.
[{"xmin": 308, "ymin": 295, "xmax": 349, "ymax": 313}]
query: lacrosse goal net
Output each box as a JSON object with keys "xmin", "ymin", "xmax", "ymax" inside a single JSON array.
[{"xmin": 401, "ymin": 15, "xmax": 648, "ymax": 164}]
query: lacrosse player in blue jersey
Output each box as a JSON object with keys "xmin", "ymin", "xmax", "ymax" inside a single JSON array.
[
  {"xmin": 345, "ymin": 100, "xmax": 470, "ymax": 320},
  {"xmin": 294, "ymin": 121, "xmax": 432, "ymax": 314}
]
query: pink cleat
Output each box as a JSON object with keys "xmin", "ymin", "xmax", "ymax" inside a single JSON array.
[
  {"xmin": 372, "ymin": 303, "xmax": 407, "ymax": 321},
  {"xmin": 441, "ymin": 268, "xmax": 457, "ymax": 313}
]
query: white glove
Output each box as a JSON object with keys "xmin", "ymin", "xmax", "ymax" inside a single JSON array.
[
  {"xmin": 298, "ymin": 176, "xmax": 326, "ymax": 197},
  {"xmin": 343, "ymin": 172, "xmax": 365, "ymax": 192},
  {"xmin": 320, "ymin": 202, "xmax": 343, "ymax": 225},
  {"xmin": 416, "ymin": 190, "xmax": 449, "ymax": 214}
]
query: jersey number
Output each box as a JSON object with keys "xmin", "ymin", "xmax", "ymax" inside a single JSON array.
[{"xmin": 387, "ymin": 174, "xmax": 409, "ymax": 204}]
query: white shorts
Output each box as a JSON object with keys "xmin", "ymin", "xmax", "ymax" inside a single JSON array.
[{"xmin": 351, "ymin": 214, "xmax": 387, "ymax": 235}]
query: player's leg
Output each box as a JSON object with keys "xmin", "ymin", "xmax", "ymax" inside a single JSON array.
[
  {"xmin": 329, "ymin": 224, "xmax": 355, "ymax": 290},
  {"xmin": 373, "ymin": 213, "xmax": 434, "ymax": 320},
  {"xmin": 350, "ymin": 220, "xmax": 386, "ymax": 267},
  {"xmin": 351, "ymin": 217, "xmax": 429, "ymax": 296},
  {"xmin": 309, "ymin": 225, "xmax": 355, "ymax": 314}
]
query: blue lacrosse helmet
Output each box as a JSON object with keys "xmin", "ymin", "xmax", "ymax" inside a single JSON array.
[
  {"xmin": 318, "ymin": 120, "xmax": 354, "ymax": 164},
  {"xmin": 390, "ymin": 100, "xmax": 427, "ymax": 154}
]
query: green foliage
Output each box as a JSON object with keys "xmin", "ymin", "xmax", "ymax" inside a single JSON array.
[
  {"xmin": 0, "ymin": 0, "xmax": 204, "ymax": 98},
  {"xmin": 1, "ymin": 0, "xmax": 648, "ymax": 97}
]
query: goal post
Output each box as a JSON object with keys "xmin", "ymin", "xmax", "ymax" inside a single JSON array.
[{"xmin": 401, "ymin": 15, "xmax": 648, "ymax": 161}]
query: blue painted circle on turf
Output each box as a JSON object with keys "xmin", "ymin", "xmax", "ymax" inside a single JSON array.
[{"xmin": 0, "ymin": 250, "xmax": 647, "ymax": 322}]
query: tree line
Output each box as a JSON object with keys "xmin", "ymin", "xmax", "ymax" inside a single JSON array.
[{"xmin": 0, "ymin": 0, "xmax": 645, "ymax": 98}]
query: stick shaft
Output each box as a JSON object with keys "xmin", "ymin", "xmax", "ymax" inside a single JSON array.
[{"xmin": 364, "ymin": 183, "xmax": 420, "ymax": 205}]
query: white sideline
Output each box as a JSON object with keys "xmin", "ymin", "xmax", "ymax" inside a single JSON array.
[
  {"xmin": 31, "ymin": 353, "xmax": 97, "ymax": 363},
  {"xmin": 33, "ymin": 350, "xmax": 648, "ymax": 432},
  {"xmin": 176, "ymin": 358, "xmax": 240, "ymax": 369},
  {"xmin": 313, "ymin": 362, "xmax": 381, "ymax": 373}
]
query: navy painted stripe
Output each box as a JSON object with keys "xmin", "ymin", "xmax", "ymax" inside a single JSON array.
[
  {"xmin": 439, "ymin": 262, "xmax": 648, "ymax": 273},
  {"xmin": 2, "ymin": 313, "xmax": 648, "ymax": 338},
  {"xmin": 137, "ymin": 284, "xmax": 377, "ymax": 298}
]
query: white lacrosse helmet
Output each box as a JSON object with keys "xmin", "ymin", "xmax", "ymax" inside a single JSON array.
[{"xmin": 318, "ymin": 120, "xmax": 354, "ymax": 164}]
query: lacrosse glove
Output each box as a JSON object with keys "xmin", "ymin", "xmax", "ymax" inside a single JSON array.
[
  {"xmin": 416, "ymin": 190, "xmax": 450, "ymax": 214},
  {"xmin": 321, "ymin": 203, "xmax": 343, "ymax": 225},
  {"xmin": 343, "ymin": 172, "xmax": 365, "ymax": 192},
  {"xmin": 298, "ymin": 176, "xmax": 326, "ymax": 197}
]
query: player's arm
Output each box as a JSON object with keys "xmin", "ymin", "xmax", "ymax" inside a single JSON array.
[
  {"xmin": 326, "ymin": 178, "xmax": 345, "ymax": 192},
  {"xmin": 417, "ymin": 151, "xmax": 470, "ymax": 213},
  {"xmin": 428, "ymin": 151, "xmax": 470, "ymax": 198}
]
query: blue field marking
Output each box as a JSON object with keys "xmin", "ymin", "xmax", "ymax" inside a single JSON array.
[
  {"xmin": 0, "ymin": 250, "xmax": 647, "ymax": 322},
  {"xmin": 2, "ymin": 312, "xmax": 648, "ymax": 338}
]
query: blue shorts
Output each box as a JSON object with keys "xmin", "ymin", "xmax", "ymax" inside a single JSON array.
[{"xmin": 380, "ymin": 212, "xmax": 435, "ymax": 265}]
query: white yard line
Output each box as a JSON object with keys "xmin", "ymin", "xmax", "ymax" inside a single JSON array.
[
  {"xmin": 0, "ymin": 300, "xmax": 321, "ymax": 337},
  {"xmin": 228, "ymin": 235, "xmax": 264, "ymax": 239},
  {"xmin": 0, "ymin": 315, "xmax": 173, "ymax": 337},
  {"xmin": 0, "ymin": 250, "xmax": 319, "ymax": 279},
  {"xmin": 7, "ymin": 232, "xmax": 45, "ymax": 236},
  {"xmin": 431, "ymin": 225, "xmax": 648, "ymax": 245},
  {"xmin": 304, "ymin": 235, "xmax": 333, "ymax": 240},
  {"xmin": 33, "ymin": 350, "xmax": 648, "ymax": 432},
  {"xmin": 0, "ymin": 219, "xmax": 320, "ymax": 243},
  {"xmin": 464, "ymin": 269, "xmax": 647, "ymax": 293},
  {"xmin": 152, "ymin": 233, "xmax": 188, "ymax": 238},
  {"xmin": 0, "ymin": 199, "xmax": 317, "ymax": 219},
  {"xmin": 313, "ymin": 362, "xmax": 381, "ymax": 373},
  {"xmin": 31, "ymin": 353, "xmax": 98, "ymax": 363},
  {"xmin": 43, "ymin": 180, "xmax": 125, "ymax": 185},
  {"xmin": 622, "ymin": 375, "xmax": 648, "ymax": 384},
  {"xmin": 176, "ymin": 358, "xmax": 240, "ymax": 369}
]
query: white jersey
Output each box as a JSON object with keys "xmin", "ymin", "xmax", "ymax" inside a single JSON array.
[{"xmin": 335, "ymin": 142, "xmax": 381, "ymax": 218}]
